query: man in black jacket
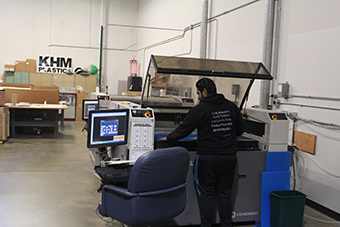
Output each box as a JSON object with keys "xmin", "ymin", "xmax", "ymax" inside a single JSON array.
[{"xmin": 160, "ymin": 78, "xmax": 244, "ymax": 227}]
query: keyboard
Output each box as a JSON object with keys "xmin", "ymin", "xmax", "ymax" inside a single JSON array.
[{"xmin": 95, "ymin": 165, "xmax": 133, "ymax": 184}]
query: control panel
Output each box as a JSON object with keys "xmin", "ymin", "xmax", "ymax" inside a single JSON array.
[
  {"xmin": 131, "ymin": 109, "xmax": 153, "ymax": 118},
  {"xmin": 111, "ymin": 101, "xmax": 155, "ymax": 162}
]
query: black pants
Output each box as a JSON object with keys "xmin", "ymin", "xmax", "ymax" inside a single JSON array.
[{"xmin": 194, "ymin": 154, "xmax": 237, "ymax": 227}]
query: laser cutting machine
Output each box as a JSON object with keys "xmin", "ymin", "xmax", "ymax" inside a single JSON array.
[{"xmin": 103, "ymin": 55, "xmax": 289, "ymax": 225}]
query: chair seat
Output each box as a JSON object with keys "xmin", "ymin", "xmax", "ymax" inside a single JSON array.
[{"xmin": 97, "ymin": 147, "xmax": 190, "ymax": 226}]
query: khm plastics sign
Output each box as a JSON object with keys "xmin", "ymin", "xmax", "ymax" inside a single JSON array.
[{"xmin": 38, "ymin": 56, "xmax": 72, "ymax": 73}]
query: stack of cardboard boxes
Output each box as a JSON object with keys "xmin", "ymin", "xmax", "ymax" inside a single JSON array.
[
  {"xmin": 3, "ymin": 59, "xmax": 97, "ymax": 122},
  {"xmin": 0, "ymin": 89, "xmax": 9, "ymax": 141},
  {"xmin": 5, "ymin": 59, "xmax": 36, "ymax": 73},
  {"xmin": 4, "ymin": 59, "xmax": 36, "ymax": 84}
]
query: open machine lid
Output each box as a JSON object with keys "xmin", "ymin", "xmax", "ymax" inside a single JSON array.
[{"xmin": 142, "ymin": 55, "xmax": 273, "ymax": 110}]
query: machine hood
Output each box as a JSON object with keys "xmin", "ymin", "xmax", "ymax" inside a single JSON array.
[{"xmin": 141, "ymin": 55, "xmax": 273, "ymax": 110}]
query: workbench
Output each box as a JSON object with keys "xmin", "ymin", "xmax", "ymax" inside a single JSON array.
[{"xmin": 8, "ymin": 104, "xmax": 67, "ymax": 138}]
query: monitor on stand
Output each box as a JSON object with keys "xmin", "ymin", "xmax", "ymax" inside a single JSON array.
[
  {"xmin": 87, "ymin": 109, "xmax": 129, "ymax": 149},
  {"xmin": 82, "ymin": 99, "xmax": 100, "ymax": 121},
  {"xmin": 87, "ymin": 109, "xmax": 131, "ymax": 187},
  {"xmin": 82, "ymin": 99, "xmax": 100, "ymax": 132}
]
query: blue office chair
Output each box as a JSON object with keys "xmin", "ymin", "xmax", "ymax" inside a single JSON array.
[{"xmin": 98, "ymin": 146, "xmax": 190, "ymax": 226}]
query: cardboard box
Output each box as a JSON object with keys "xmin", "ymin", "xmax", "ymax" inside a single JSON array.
[
  {"xmin": 29, "ymin": 72, "xmax": 42, "ymax": 85},
  {"xmin": 52, "ymin": 73, "xmax": 75, "ymax": 91},
  {"xmin": 6, "ymin": 110, "xmax": 9, "ymax": 137},
  {"xmin": 4, "ymin": 65, "xmax": 15, "ymax": 72},
  {"xmin": 0, "ymin": 106, "xmax": 10, "ymax": 140},
  {"xmin": 30, "ymin": 72, "xmax": 52, "ymax": 86},
  {"xmin": 75, "ymin": 89, "xmax": 86, "ymax": 121},
  {"xmin": 75, "ymin": 74, "xmax": 97, "ymax": 98},
  {"xmin": 77, "ymin": 89, "xmax": 86, "ymax": 103},
  {"xmin": 26, "ymin": 59, "xmax": 36, "ymax": 72},
  {"xmin": 0, "ymin": 82, "xmax": 32, "ymax": 88},
  {"xmin": 15, "ymin": 61, "xmax": 26, "ymax": 72},
  {"xmin": 0, "ymin": 89, "xmax": 4, "ymax": 105},
  {"xmin": 29, "ymin": 72, "xmax": 96, "ymax": 98},
  {"xmin": 0, "ymin": 83, "xmax": 59, "ymax": 104}
]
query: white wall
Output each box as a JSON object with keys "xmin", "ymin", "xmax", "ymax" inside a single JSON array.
[
  {"xmin": 136, "ymin": 0, "xmax": 202, "ymax": 75},
  {"xmin": 1, "ymin": 0, "xmax": 100, "ymax": 72},
  {"xmin": 1, "ymin": 0, "xmax": 340, "ymax": 215},
  {"xmin": 275, "ymin": 0, "xmax": 340, "ymax": 213},
  {"xmin": 101, "ymin": 0, "xmax": 139, "ymax": 93},
  {"xmin": 135, "ymin": 0, "xmax": 266, "ymax": 106},
  {"xmin": 0, "ymin": 0, "xmax": 137, "ymax": 94}
]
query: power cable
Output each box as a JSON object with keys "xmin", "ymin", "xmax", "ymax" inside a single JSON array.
[
  {"xmin": 293, "ymin": 146, "xmax": 340, "ymax": 179},
  {"xmin": 95, "ymin": 207, "xmax": 114, "ymax": 223}
]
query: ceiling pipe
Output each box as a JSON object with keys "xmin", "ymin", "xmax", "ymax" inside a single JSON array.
[
  {"xmin": 260, "ymin": 0, "xmax": 276, "ymax": 109},
  {"xmin": 49, "ymin": 1, "xmax": 259, "ymax": 54},
  {"xmin": 63, "ymin": 0, "xmax": 258, "ymax": 91},
  {"xmin": 200, "ymin": 0, "xmax": 209, "ymax": 59}
]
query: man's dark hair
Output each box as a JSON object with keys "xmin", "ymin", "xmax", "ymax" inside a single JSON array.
[{"xmin": 196, "ymin": 78, "xmax": 217, "ymax": 94}]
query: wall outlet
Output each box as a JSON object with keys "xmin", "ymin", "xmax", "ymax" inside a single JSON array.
[
  {"xmin": 278, "ymin": 82, "xmax": 289, "ymax": 98},
  {"xmin": 288, "ymin": 112, "xmax": 298, "ymax": 119}
]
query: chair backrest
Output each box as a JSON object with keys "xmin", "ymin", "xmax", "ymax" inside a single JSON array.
[{"xmin": 128, "ymin": 147, "xmax": 189, "ymax": 193}]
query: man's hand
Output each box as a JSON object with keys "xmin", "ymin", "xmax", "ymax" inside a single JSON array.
[{"xmin": 159, "ymin": 137, "xmax": 167, "ymax": 141}]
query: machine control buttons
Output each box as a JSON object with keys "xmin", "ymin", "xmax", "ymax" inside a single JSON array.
[
  {"xmin": 268, "ymin": 113, "xmax": 287, "ymax": 120},
  {"xmin": 97, "ymin": 95, "xmax": 110, "ymax": 100},
  {"xmin": 144, "ymin": 111, "xmax": 152, "ymax": 118},
  {"xmin": 131, "ymin": 109, "xmax": 153, "ymax": 118},
  {"xmin": 182, "ymin": 98, "xmax": 194, "ymax": 103}
]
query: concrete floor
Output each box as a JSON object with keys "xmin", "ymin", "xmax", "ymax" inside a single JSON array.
[{"xmin": 0, "ymin": 121, "xmax": 339, "ymax": 227}]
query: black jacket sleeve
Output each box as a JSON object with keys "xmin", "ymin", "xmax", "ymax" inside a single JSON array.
[
  {"xmin": 167, "ymin": 108, "xmax": 197, "ymax": 142},
  {"xmin": 234, "ymin": 106, "xmax": 244, "ymax": 136}
]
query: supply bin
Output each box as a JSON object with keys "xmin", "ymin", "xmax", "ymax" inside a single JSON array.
[{"xmin": 270, "ymin": 190, "xmax": 307, "ymax": 227}]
